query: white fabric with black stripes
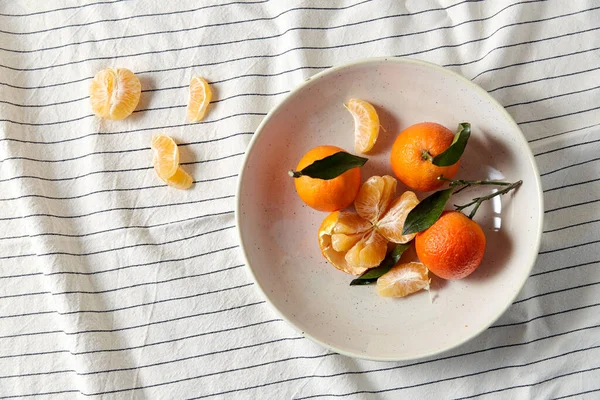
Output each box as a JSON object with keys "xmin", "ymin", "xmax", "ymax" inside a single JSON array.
[{"xmin": 0, "ymin": 0, "xmax": 599, "ymax": 398}]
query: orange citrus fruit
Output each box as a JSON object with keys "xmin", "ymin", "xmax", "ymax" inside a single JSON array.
[
  {"xmin": 294, "ymin": 145, "xmax": 361, "ymax": 212},
  {"xmin": 390, "ymin": 122, "xmax": 460, "ymax": 192},
  {"xmin": 89, "ymin": 68, "xmax": 141, "ymax": 120},
  {"xmin": 345, "ymin": 99, "xmax": 380, "ymax": 154},
  {"xmin": 317, "ymin": 175, "xmax": 419, "ymax": 274},
  {"xmin": 376, "ymin": 261, "xmax": 430, "ymax": 297},
  {"xmin": 151, "ymin": 135, "xmax": 180, "ymax": 180},
  {"xmin": 187, "ymin": 76, "xmax": 212, "ymax": 122},
  {"xmin": 415, "ymin": 211, "xmax": 486, "ymax": 280}
]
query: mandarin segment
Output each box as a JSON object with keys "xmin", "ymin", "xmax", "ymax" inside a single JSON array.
[
  {"xmin": 151, "ymin": 134, "xmax": 180, "ymax": 180},
  {"xmin": 89, "ymin": 68, "xmax": 141, "ymax": 120},
  {"xmin": 344, "ymin": 230, "xmax": 388, "ymax": 270},
  {"xmin": 163, "ymin": 167, "xmax": 194, "ymax": 190},
  {"xmin": 376, "ymin": 262, "xmax": 430, "ymax": 297},
  {"xmin": 318, "ymin": 211, "xmax": 369, "ymax": 276},
  {"xmin": 354, "ymin": 175, "xmax": 397, "ymax": 223},
  {"xmin": 345, "ymin": 99, "xmax": 380, "ymax": 154},
  {"xmin": 187, "ymin": 76, "xmax": 213, "ymax": 122},
  {"xmin": 377, "ymin": 191, "xmax": 419, "ymax": 244}
]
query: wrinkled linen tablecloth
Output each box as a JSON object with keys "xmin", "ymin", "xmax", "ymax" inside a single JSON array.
[{"xmin": 0, "ymin": 0, "xmax": 599, "ymax": 398}]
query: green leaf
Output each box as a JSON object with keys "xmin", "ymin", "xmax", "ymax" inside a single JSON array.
[
  {"xmin": 291, "ymin": 151, "xmax": 368, "ymax": 180},
  {"xmin": 402, "ymin": 188, "xmax": 453, "ymax": 235},
  {"xmin": 432, "ymin": 122, "xmax": 471, "ymax": 167},
  {"xmin": 349, "ymin": 243, "xmax": 411, "ymax": 285}
]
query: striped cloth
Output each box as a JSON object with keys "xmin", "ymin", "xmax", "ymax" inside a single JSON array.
[{"xmin": 0, "ymin": 0, "xmax": 598, "ymax": 398}]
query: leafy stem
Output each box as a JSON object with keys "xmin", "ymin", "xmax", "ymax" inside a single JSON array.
[
  {"xmin": 438, "ymin": 176, "xmax": 515, "ymax": 194},
  {"xmin": 454, "ymin": 180, "xmax": 523, "ymax": 219}
]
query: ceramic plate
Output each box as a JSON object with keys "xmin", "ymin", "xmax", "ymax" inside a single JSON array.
[{"xmin": 236, "ymin": 57, "xmax": 543, "ymax": 361}]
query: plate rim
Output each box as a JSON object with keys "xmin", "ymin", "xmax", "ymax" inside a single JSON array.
[{"xmin": 235, "ymin": 56, "xmax": 544, "ymax": 361}]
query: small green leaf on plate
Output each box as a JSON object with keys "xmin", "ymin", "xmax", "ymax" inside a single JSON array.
[
  {"xmin": 432, "ymin": 122, "xmax": 471, "ymax": 167},
  {"xmin": 349, "ymin": 243, "xmax": 411, "ymax": 285},
  {"xmin": 402, "ymin": 188, "xmax": 453, "ymax": 235},
  {"xmin": 288, "ymin": 151, "xmax": 368, "ymax": 180}
]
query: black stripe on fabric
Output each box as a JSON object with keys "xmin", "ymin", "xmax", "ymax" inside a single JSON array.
[
  {"xmin": 513, "ymin": 281, "xmax": 600, "ymax": 305},
  {"xmin": 552, "ymin": 388, "xmax": 600, "ymax": 400},
  {"xmin": 74, "ymin": 319, "xmax": 282, "ymax": 355},
  {"xmin": 0, "ymin": 320, "xmax": 282, "ymax": 360},
  {"xmin": 0, "ymin": 152, "xmax": 243, "ymax": 184},
  {"xmin": 0, "ymin": 0, "xmax": 270, "ymax": 35},
  {"xmin": 539, "ymin": 238, "xmax": 600, "ymax": 255},
  {"xmin": 0, "ymin": 131, "xmax": 250, "ymax": 164},
  {"xmin": 529, "ymin": 122, "xmax": 600, "ymax": 144},
  {"xmin": 0, "ymin": 265, "xmax": 246, "ymax": 318},
  {"xmin": 505, "ymin": 84, "xmax": 600, "ymax": 109},
  {"xmin": 491, "ymin": 303, "xmax": 600, "ymax": 329},
  {"xmin": 52, "ymin": 267, "xmax": 249, "ymax": 297},
  {"xmin": 544, "ymin": 177, "xmax": 600, "ymax": 193},
  {"xmin": 0, "ymin": 272, "xmax": 42, "ymax": 279},
  {"xmin": 46, "ymin": 243, "xmax": 239, "ymax": 277},
  {"xmin": 489, "ymin": 65, "xmax": 600, "ymax": 93},
  {"xmin": 0, "ymin": 210, "xmax": 234, "ymax": 244},
  {"xmin": 0, "ymin": 107, "xmax": 265, "ymax": 128},
  {"xmin": 0, "ymin": 0, "xmax": 128, "ymax": 17},
  {"xmin": 198, "ymin": 332, "xmax": 600, "ymax": 399},
  {"xmin": 0, "ymin": 95, "xmax": 87, "ymax": 108},
  {"xmin": 545, "ymin": 197, "xmax": 600, "ymax": 213},
  {"xmin": 0, "ymin": 0, "xmax": 560, "ymax": 92},
  {"xmin": 469, "ymin": 45, "xmax": 600, "ymax": 81},
  {"xmin": 0, "ymin": 335, "xmax": 303, "ymax": 379},
  {"xmin": 0, "ymin": 349, "xmax": 69, "ymax": 360},
  {"xmin": 0, "ymin": 291, "xmax": 50, "ymax": 300},
  {"xmin": 0, "ymin": 390, "xmax": 80, "ymax": 399},
  {"xmin": 0, "ymin": 192, "xmax": 235, "ymax": 222},
  {"xmin": 534, "ymin": 137, "xmax": 600, "ymax": 157},
  {"xmin": 0, "ymin": 225, "xmax": 235, "ymax": 260},
  {"xmin": 453, "ymin": 365, "xmax": 600, "ymax": 400},
  {"xmin": 518, "ymin": 104, "xmax": 600, "ymax": 125},
  {"xmin": 294, "ymin": 347, "xmax": 600, "ymax": 400},
  {"xmin": 543, "ymin": 218, "xmax": 600, "ymax": 234},
  {"xmin": 0, "ymin": 112, "xmax": 260, "ymax": 145},
  {"xmin": 541, "ymin": 156, "xmax": 600, "ymax": 177},
  {"xmin": 88, "ymin": 353, "xmax": 336, "ymax": 397},
  {"xmin": 530, "ymin": 259, "xmax": 600, "ymax": 277},
  {"xmin": 0, "ymin": 287, "xmax": 255, "ymax": 339}
]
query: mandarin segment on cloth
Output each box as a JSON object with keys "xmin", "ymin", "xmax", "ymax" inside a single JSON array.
[{"xmin": 89, "ymin": 68, "xmax": 141, "ymax": 120}]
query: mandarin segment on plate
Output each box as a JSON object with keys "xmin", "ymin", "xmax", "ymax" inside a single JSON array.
[
  {"xmin": 187, "ymin": 76, "xmax": 213, "ymax": 122},
  {"xmin": 345, "ymin": 99, "xmax": 380, "ymax": 154},
  {"xmin": 376, "ymin": 261, "xmax": 430, "ymax": 297},
  {"xmin": 318, "ymin": 211, "xmax": 370, "ymax": 276},
  {"xmin": 89, "ymin": 68, "xmax": 141, "ymax": 120},
  {"xmin": 317, "ymin": 175, "xmax": 419, "ymax": 274}
]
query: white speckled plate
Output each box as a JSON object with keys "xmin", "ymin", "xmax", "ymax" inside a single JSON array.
[{"xmin": 236, "ymin": 57, "xmax": 543, "ymax": 361}]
